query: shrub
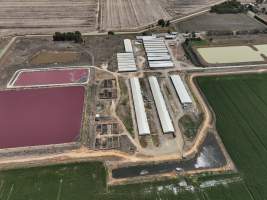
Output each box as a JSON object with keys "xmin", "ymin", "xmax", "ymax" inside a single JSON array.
[{"xmin": 53, "ymin": 31, "xmax": 82, "ymax": 43}]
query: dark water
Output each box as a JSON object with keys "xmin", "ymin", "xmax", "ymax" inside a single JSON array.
[{"xmin": 112, "ymin": 133, "xmax": 226, "ymax": 179}]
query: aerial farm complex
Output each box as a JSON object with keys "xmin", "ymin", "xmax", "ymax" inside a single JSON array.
[{"xmin": 1, "ymin": 0, "xmax": 267, "ymax": 199}]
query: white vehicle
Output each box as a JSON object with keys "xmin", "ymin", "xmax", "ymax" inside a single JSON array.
[{"xmin": 140, "ymin": 170, "xmax": 149, "ymax": 175}]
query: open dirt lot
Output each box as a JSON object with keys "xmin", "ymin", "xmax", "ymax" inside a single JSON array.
[
  {"xmin": 0, "ymin": 35, "xmax": 129, "ymax": 87},
  {"xmin": 176, "ymin": 13, "xmax": 266, "ymax": 32},
  {"xmin": 100, "ymin": 0, "xmax": 171, "ymax": 31},
  {"xmin": 0, "ymin": 0, "xmax": 98, "ymax": 36},
  {"xmin": 30, "ymin": 51, "xmax": 80, "ymax": 65}
]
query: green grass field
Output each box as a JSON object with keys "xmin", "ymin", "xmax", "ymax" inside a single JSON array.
[{"xmin": 197, "ymin": 73, "xmax": 267, "ymax": 200}]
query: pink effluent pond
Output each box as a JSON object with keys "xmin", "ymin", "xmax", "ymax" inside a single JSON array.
[
  {"xmin": 0, "ymin": 86, "xmax": 85, "ymax": 149},
  {"xmin": 13, "ymin": 68, "xmax": 89, "ymax": 86}
]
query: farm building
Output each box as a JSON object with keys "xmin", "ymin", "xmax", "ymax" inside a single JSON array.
[
  {"xmin": 149, "ymin": 61, "xmax": 174, "ymax": 68},
  {"xmin": 142, "ymin": 38, "xmax": 174, "ymax": 69},
  {"xmin": 124, "ymin": 39, "xmax": 133, "ymax": 53},
  {"xmin": 117, "ymin": 53, "xmax": 137, "ymax": 72},
  {"xmin": 148, "ymin": 76, "xmax": 175, "ymax": 134},
  {"xmin": 130, "ymin": 77, "xmax": 150, "ymax": 136},
  {"xmin": 170, "ymin": 75, "xmax": 192, "ymax": 108}
]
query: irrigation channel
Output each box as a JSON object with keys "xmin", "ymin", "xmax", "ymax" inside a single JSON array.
[{"xmin": 112, "ymin": 133, "xmax": 226, "ymax": 179}]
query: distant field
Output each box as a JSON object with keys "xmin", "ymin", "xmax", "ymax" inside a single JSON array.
[
  {"xmin": 197, "ymin": 73, "xmax": 267, "ymax": 200},
  {"xmin": 197, "ymin": 46, "xmax": 264, "ymax": 64},
  {"xmin": 100, "ymin": 0, "xmax": 170, "ymax": 30},
  {"xmin": 176, "ymin": 13, "xmax": 265, "ymax": 32},
  {"xmin": 0, "ymin": 161, "xmax": 250, "ymax": 200},
  {"xmin": 0, "ymin": 0, "xmax": 98, "ymax": 35},
  {"xmin": 0, "ymin": 162, "xmax": 106, "ymax": 200}
]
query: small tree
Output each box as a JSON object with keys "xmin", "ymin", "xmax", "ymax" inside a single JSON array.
[
  {"xmin": 191, "ymin": 31, "xmax": 196, "ymax": 38},
  {"xmin": 157, "ymin": 19, "xmax": 165, "ymax": 27},
  {"xmin": 108, "ymin": 31, "xmax": 115, "ymax": 35},
  {"xmin": 74, "ymin": 31, "xmax": 82, "ymax": 43},
  {"xmin": 166, "ymin": 20, "xmax": 170, "ymax": 27}
]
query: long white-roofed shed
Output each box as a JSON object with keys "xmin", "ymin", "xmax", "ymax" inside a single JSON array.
[
  {"xmin": 124, "ymin": 39, "xmax": 133, "ymax": 53},
  {"xmin": 148, "ymin": 76, "xmax": 175, "ymax": 134},
  {"xmin": 170, "ymin": 75, "xmax": 193, "ymax": 108},
  {"xmin": 130, "ymin": 77, "xmax": 151, "ymax": 136}
]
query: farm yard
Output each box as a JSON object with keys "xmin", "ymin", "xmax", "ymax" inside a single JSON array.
[
  {"xmin": 0, "ymin": 35, "xmax": 128, "ymax": 88},
  {"xmin": 0, "ymin": 86, "xmax": 85, "ymax": 148},
  {"xmin": 100, "ymin": 0, "xmax": 171, "ymax": 31},
  {"xmin": 176, "ymin": 13, "xmax": 266, "ymax": 32},
  {"xmin": 197, "ymin": 73, "xmax": 267, "ymax": 200},
  {"xmin": 0, "ymin": 0, "xmax": 98, "ymax": 36}
]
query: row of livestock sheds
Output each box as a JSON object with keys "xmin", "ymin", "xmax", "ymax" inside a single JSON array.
[
  {"xmin": 148, "ymin": 76, "xmax": 175, "ymax": 134},
  {"xmin": 170, "ymin": 75, "xmax": 193, "ymax": 108},
  {"xmin": 117, "ymin": 53, "xmax": 137, "ymax": 72},
  {"xmin": 142, "ymin": 38, "xmax": 174, "ymax": 69},
  {"xmin": 130, "ymin": 77, "xmax": 150, "ymax": 136}
]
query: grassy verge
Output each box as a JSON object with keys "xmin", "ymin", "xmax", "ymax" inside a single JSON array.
[
  {"xmin": 179, "ymin": 113, "xmax": 204, "ymax": 139},
  {"xmin": 116, "ymin": 78, "xmax": 134, "ymax": 137}
]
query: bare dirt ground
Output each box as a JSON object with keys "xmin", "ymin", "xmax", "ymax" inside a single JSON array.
[
  {"xmin": 0, "ymin": 0, "xmax": 98, "ymax": 36},
  {"xmin": 100, "ymin": 0, "xmax": 171, "ymax": 31},
  {"xmin": 30, "ymin": 51, "xmax": 80, "ymax": 65},
  {"xmin": 100, "ymin": 0, "xmax": 227, "ymax": 31},
  {"xmin": 0, "ymin": 35, "xmax": 130, "ymax": 88},
  {"xmin": 176, "ymin": 13, "xmax": 266, "ymax": 32}
]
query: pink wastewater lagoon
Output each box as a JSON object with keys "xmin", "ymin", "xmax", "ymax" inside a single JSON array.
[
  {"xmin": 0, "ymin": 86, "xmax": 85, "ymax": 149},
  {"xmin": 12, "ymin": 68, "xmax": 89, "ymax": 87}
]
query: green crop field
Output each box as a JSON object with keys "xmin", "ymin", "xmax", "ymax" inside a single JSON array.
[
  {"xmin": 197, "ymin": 73, "xmax": 267, "ymax": 200},
  {"xmin": 0, "ymin": 161, "xmax": 248, "ymax": 200}
]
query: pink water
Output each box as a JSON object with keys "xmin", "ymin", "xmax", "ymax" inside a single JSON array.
[
  {"xmin": 14, "ymin": 68, "xmax": 89, "ymax": 86},
  {"xmin": 0, "ymin": 86, "xmax": 85, "ymax": 149}
]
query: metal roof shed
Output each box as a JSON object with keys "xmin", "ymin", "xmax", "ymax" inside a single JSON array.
[
  {"xmin": 149, "ymin": 61, "xmax": 174, "ymax": 68},
  {"xmin": 117, "ymin": 53, "xmax": 137, "ymax": 72},
  {"xmin": 170, "ymin": 75, "xmax": 192, "ymax": 105},
  {"xmin": 130, "ymin": 77, "xmax": 150, "ymax": 135},
  {"xmin": 148, "ymin": 76, "xmax": 174, "ymax": 134},
  {"xmin": 124, "ymin": 39, "xmax": 133, "ymax": 53}
]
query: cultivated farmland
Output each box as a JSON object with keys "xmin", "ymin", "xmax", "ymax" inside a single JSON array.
[
  {"xmin": 100, "ymin": 0, "xmax": 171, "ymax": 30},
  {"xmin": 0, "ymin": 0, "xmax": 98, "ymax": 36},
  {"xmin": 197, "ymin": 73, "xmax": 267, "ymax": 200},
  {"xmin": 176, "ymin": 13, "xmax": 266, "ymax": 32},
  {"xmin": 0, "ymin": 160, "xmax": 253, "ymax": 199},
  {"xmin": 195, "ymin": 44, "xmax": 267, "ymax": 66}
]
